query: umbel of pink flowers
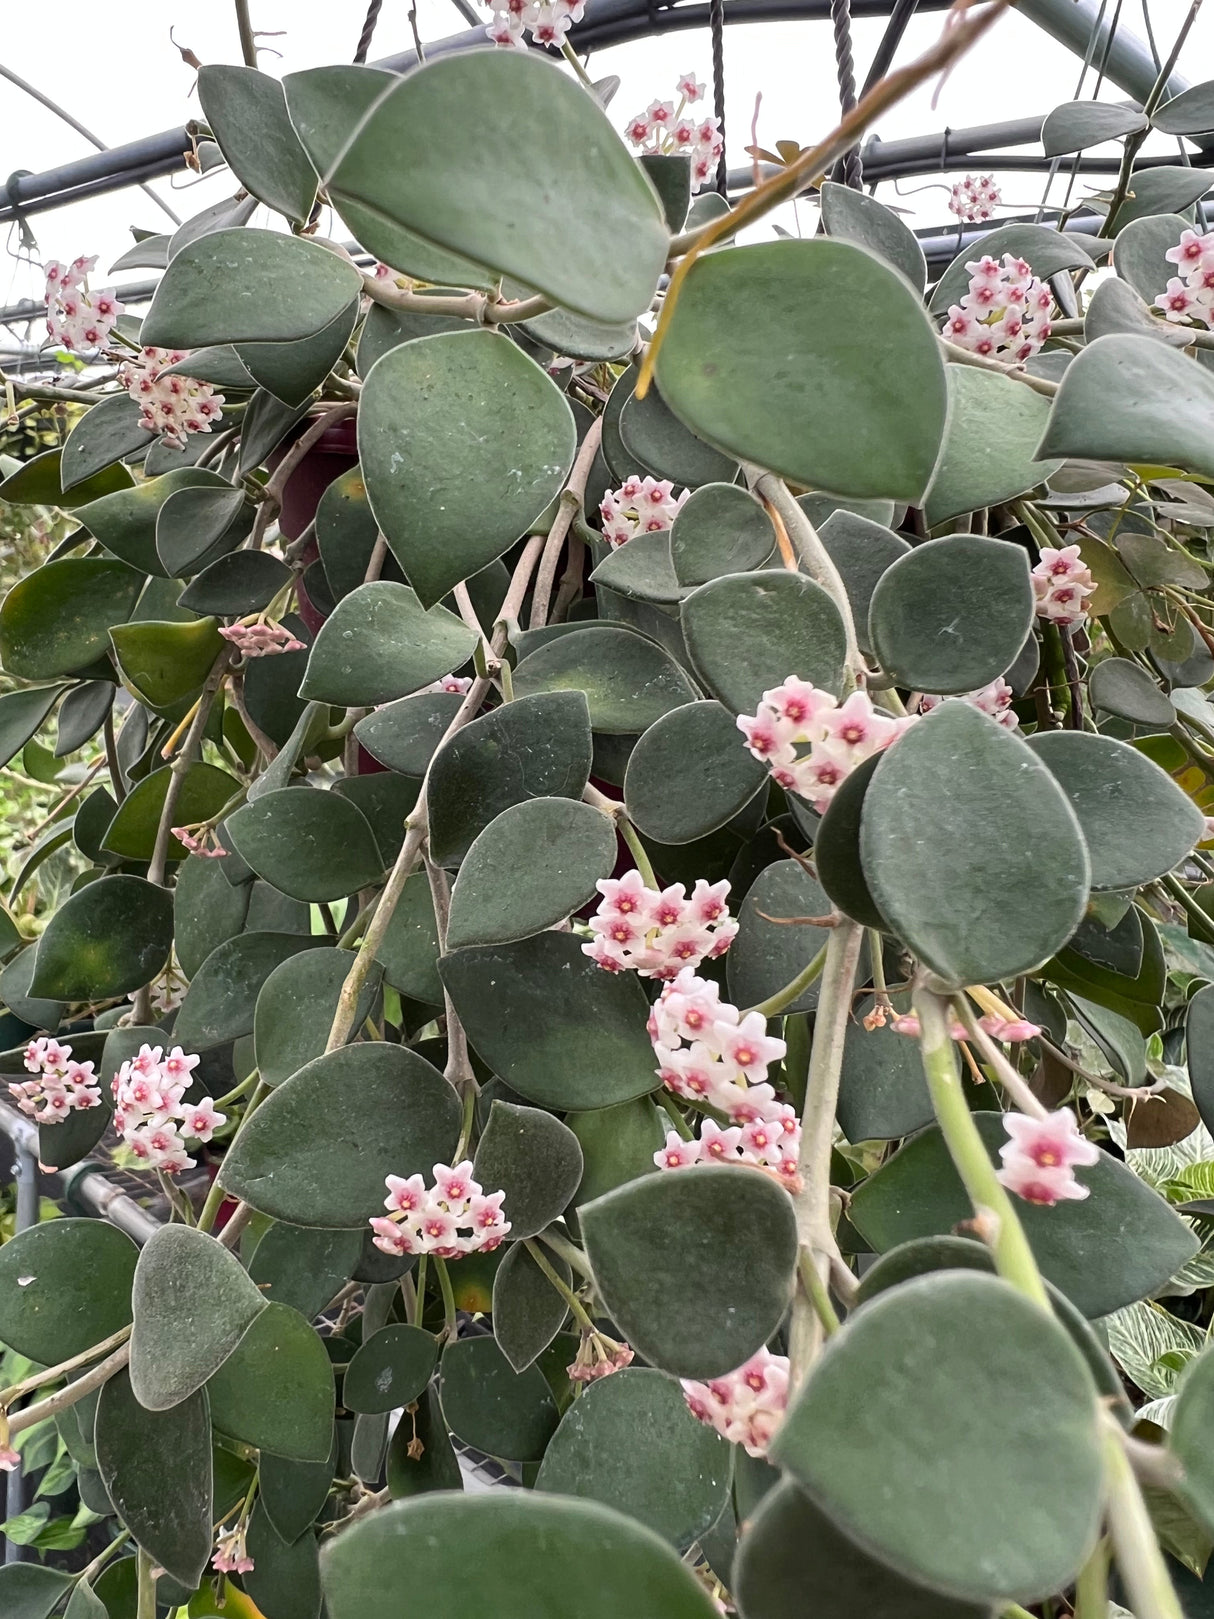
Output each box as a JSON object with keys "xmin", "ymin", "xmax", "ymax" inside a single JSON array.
[
  {"xmin": 682, "ymin": 1347, "xmax": 791, "ymax": 1458},
  {"xmin": 111, "ymin": 1044, "xmax": 225, "ymax": 1174},
  {"xmin": 942, "ymin": 252, "xmax": 1053, "ymax": 364},
  {"xmin": 1156, "ymin": 226, "xmax": 1214, "ymax": 330},
  {"xmin": 483, "ymin": 0, "xmax": 585, "ymax": 48},
  {"xmin": 997, "ymin": 1107, "xmax": 1099, "ymax": 1205},
  {"xmin": 948, "ymin": 173, "xmax": 1002, "ymax": 223},
  {"xmin": 623, "ymin": 75, "xmax": 725, "ymax": 193},
  {"xmin": 369, "ymin": 1162, "xmax": 510, "ymax": 1258},
  {"xmin": 11, "ymin": 1038, "xmax": 102, "ymax": 1122},
  {"xmin": 584, "ymin": 873, "xmax": 738, "ymax": 976},
  {"xmin": 599, "ymin": 475, "xmax": 689, "ymax": 549}
]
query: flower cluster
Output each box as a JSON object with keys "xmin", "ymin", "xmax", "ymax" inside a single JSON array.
[
  {"xmin": 484, "ymin": 0, "xmax": 585, "ymax": 48},
  {"xmin": 9, "ymin": 1038, "xmax": 102, "ymax": 1123},
  {"xmin": 117, "ymin": 346, "xmax": 224, "ymax": 447},
  {"xmin": 584, "ymin": 873, "xmax": 737, "ymax": 978},
  {"xmin": 649, "ymin": 968, "xmax": 789, "ymax": 1125},
  {"xmin": 44, "ymin": 257, "xmax": 123, "ymax": 352},
  {"xmin": 1156, "ymin": 227, "xmax": 1214, "ymax": 330},
  {"xmin": 996, "ymin": 1107, "xmax": 1098, "ymax": 1205},
  {"xmin": 369, "ymin": 1161, "xmax": 510, "ymax": 1258},
  {"xmin": 681, "ymin": 1347, "xmax": 790, "ymax": 1458},
  {"xmin": 737, "ymin": 677, "xmax": 913, "ymax": 814},
  {"xmin": 948, "ymin": 173, "xmax": 1001, "ymax": 223},
  {"xmin": 217, "ymin": 619, "xmax": 306, "ymax": 659},
  {"xmin": 111, "ymin": 1044, "xmax": 225, "ymax": 1174},
  {"xmin": 424, "ymin": 673, "xmax": 473, "ymax": 695},
  {"xmin": 568, "ymin": 1329, "xmax": 635, "ymax": 1383},
  {"xmin": 599, "ymin": 474, "xmax": 689, "ymax": 549},
  {"xmin": 941, "ymin": 253, "xmax": 1053, "ymax": 364},
  {"xmin": 623, "ymin": 77, "xmax": 725, "ymax": 193},
  {"xmin": 1031, "ymin": 543, "xmax": 1094, "ymax": 629},
  {"xmin": 656, "ymin": 1111, "xmax": 801, "ymax": 1191},
  {"xmin": 213, "ymin": 1524, "xmax": 254, "ymax": 1576},
  {"xmin": 171, "ymin": 822, "xmax": 227, "ymax": 859},
  {"xmin": 887, "ymin": 1009, "xmax": 1041, "ymax": 1042},
  {"xmin": 920, "ymin": 676, "xmax": 1018, "ymax": 730}
]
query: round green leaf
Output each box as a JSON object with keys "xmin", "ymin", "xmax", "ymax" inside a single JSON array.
[
  {"xmin": 837, "ymin": 996, "xmax": 933, "ymax": 1142},
  {"xmin": 29, "ymin": 875, "xmax": 172, "ymax": 1000},
  {"xmin": 446, "ymin": 797, "xmax": 616, "ymax": 950},
  {"xmin": 61, "ymin": 395, "xmax": 151, "ymax": 491},
  {"xmin": 303, "ymin": 53, "xmax": 668, "ymax": 324},
  {"xmin": 225, "ymin": 787, "xmax": 383, "ymax": 903},
  {"xmin": 1089, "ymin": 656, "xmax": 1177, "ymax": 726},
  {"xmin": 345, "ymin": 1325, "xmax": 437, "ymax": 1415},
  {"xmin": 261, "ymin": 1444, "xmax": 337, "ymax": 1544},
  {"xmin": 512, "ymin": 624, "xmax": 698, "ymax": 734},
  {"xmin": 320, "ymin": 1493, "xmax": 721, "ymax": 1619},
  {"xmin": 76, "ymin": 467, "xmax": 231, "ymax": 577},
  {"xmin": 536, "ymin": 1367, "xmax": 730, "ymax": 1551},
  {"xmin": 255, "ymin": 946, "xmax": 381, "ymax": 1085},
  {"xmin": 178, "ymin": 549, "xmax": 292, "ymax": 617},
  {"xmin": 581, "ymin": 1164, "xmax": 797, "ymax": 1379},
  {"xmin": 1085, "ymin": 274, "xmax": 1190, "ymax": 347},
  {"xmin": 820, "ymin": 179, "xmax": 927, "ymax": 291},
  {"xmin": 869, "ymin": 534, "xmax": 1033, "ymax": 694},
  {"xmin": 156, "ymin": 484, "xmax": 252, "ymax": 577},
  {"xmin": 516, "ymin": 301, "xmax": 638, "ymax": 363},
  {"xmin": 1112, "ymin": 212, "xmax": 1191, "ymax": 303},
  {"xmin": 655, "ymin": 240, "xmax": 947, "ymax": 503},
  {"xmin": 298, "ymin": 581, "xmax": 476, "ymax": 707},
  {"xmin": 0, "ymin": 1218, "xmax": 137, "ymax": 1364},
  {"xmin": 669, "ymin": 482, "xmax": 775, "ymax": 588},
  {"xmin": 590, "ymin": 532, "xmax": 686, "ymax": 605},
  {"xmin": 357, "ymin": 298, "xmax": 474, "ymax": 376},
  {"xmin": 1042, "ymin": 100, "xmax": 1148, "ymax": 156},
  {"xmin": 0, "ymin": 446, "xmax": 131, "ymax": 507},
  {"xmin": 771, "ymin": 1272, "xmax": 1102, "ymax": 1603},
  {"xmin": 620, "ymin": 384, "xmax": 737, "ymax": 488},
  {"xmin": 0, "ymin": 1567, "xmax": 74, "ymax": 1619},
  {"xmin": 218, "ymin": 1042, "xmax": 461, "ymax": 1226},
  {"xmin": 102, "ymin": 761, "xmax": 240, "ymax": 862},
  {"xmin": 860, "ymin": 702, "xmax": 1090, "ymax": 986},
  {"xmin": 110, "ymin": 616, "xmax": 223, "ymax": 709},
  {"xmin": 141, "ymin": 228, "xmax": 361, "ymax": 348},
  {"xmin": 925, "ymin": 367, "xmax": 1062, "ymax": 528},
  {"xmin": 314, "ymin": 464, "xmax": 380, "ymax": 601},
  {"xmin": 373, "ymin": 872, "xmax": 442, "ymax": 1004},
  {"xmin": 680, "ymin": 569, "xmax": 846, "ymax": 717},
  {"xmin": 1027, "ymin": 730, "xmax": 1203, "ymax": 890},
  {"xmin": 624, "ymin": 701, "xmax": 768, "ymax": 844},
  {"xmin": 207, "ymin": 1302, "xmax": 335, "ymax": 1461},
  {"xmin": 428, "ymin": 691, "xmax": 593, "ymax": 866},
  {"xmin": 245, "ymin": 1501, "xmax": 323, "ymax": 1619},
  {"xmin": 197, "ymin": 65, "xmax": 318, "ymax": 224},
  {"xmin": 440, "ymin": 931, "xmax": 658, "ymax": 1111},
  {"xmin": 813, "ymin": 755, "xmax": 886, "ymax": 930},
  {"xmin": 735, "ymin": 1475, "xmax": 989, "ymax": 1619},
  {"xmin": 1111, "ymin": 168, "xmax": 1213, "ymax": 232},
  {"xmin": 849, "ymin": 1112, "xmax": 1198, "ymax": 1318},
  {"xmin": 439, "ymin": 1334, "xmax": 558, "ymax": 1461},
  {"xmin": 130, "ymin": 1223, "xmax": 267, "ymax": 1410},
  {"xmin": 359, "ymin": 330, "xmax": 574, "ymax": 607},
  {"xmin": 492, "ymin": 1243, "xmax": 570, "ymax": 1372},
  {"xmin": 355, "ymin": 692, "xmax": 463, "ymax": 777},
  {"xmin": 471, "ymin": 1099, "xmax": 584, "ymax": 1241},
  {"xmin": 248, "ymin": 1223, "xmax": 363, "ymax": 1320},
  {"xmin": 569, "ymin": 1098, "xmax": 665, "ymax": 1205},
  {"xmin": 817, "ymin": 511, "xmax": 909, "ymax": 658},
  {"xmin": 0, "ymin": 558, "xmax": 142, "ymax": 680},
  {"xmin": 727, "ymin": 860, "xmax": 837, "ymax": 1015},
  {"xmin": 174, "ymin": 931, "xmax": 315, "ymax": 1049},
  {"xmin": 0, "ymin": 684, "xmax": 65, "ymax": 770}
]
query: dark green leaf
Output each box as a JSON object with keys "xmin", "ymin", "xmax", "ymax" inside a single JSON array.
[
  {"xmin": 1155, "ymin": 82, "xmax": 1214, "ymax": 135},
  {"xmin": 373, "ymin": 873, "xmax": 442, "ymax": 1003},
  {"xmin": 61, "ymin": 395, "xmax": 150, "ymax": 491},
  {"xmin": 1089, "ymin": 656, "xmax": 1177, "ymax": 726},
  {"xmin": 174, "ymin": 852, "xmax": 251, "ymax": 979},
  {"xmin": 590, "ymin": 532, "xmax": 685, "ymax": 606},
  {"xmin": 174, "ymin": 931, "xmax": 315, "ymax": 1049},
  {"xmin": 0, "ymin": 558, "xmax": 142, "ymax": 680},
  {"xmin": 0, "ymin": 447, "xmax": 131, "ymax": 507},
  {"xmin": 1042, "ymin": 100, "xmax": 1147, "ymax": 156},
  {"xmin": 925, "ymin": 367, "xmax": 1061, "ymax": 527},
  {"xmin": 837, "ymin": 996, "xmax": 933, "ymax": 1141},
  {"xmin": 197, "ymin": 64, "xmax": 318, "ymax": 224},
  {"xmin": 101, "ymin": 761, "xmax": 240, "ymax": 862},
  {"xmin": 1187, "ymin": 983, "xmax": 1214, "ymax": 1138},
  {"xmin": 669, "ymin": 482, "xmax": 775, "ymax": 588},
  {"xmin": 0, "ymin": 684, "xmax": 65, "ymax": 769},
  {"xmin": 178, "ymin": 549, "xmax": 292, "ymax": 616},
  {"xmin": 54, "ymin": 680, "xmax": 113, "ymax": 757},
  {"xmin": 357, "ymin": 299, "xmax": 473, "ymax": 377},
  {"xmin": 727, "ymin": 860, "xmax": 836, "ymax": 1014},
  {"xmin": 620, "ymin": 384, "xmax": 737, "ymax": 488},
  {"xmin": 344, "ymin": 1325, "xmax": 437, "ymax": 1414},
  {"xmin": 1112, "ymin": 168, "xmax": 1213, "ymax": 233},
  {"xmin": 245, "ymin": 1502, "xmax": 323, "ymax": 1619},
  {"xmin": 512, "ymin": 623, "xmax": 698, "ymax": 734},
  {"xmin": 492, "ymin": 1243, "xmax": 570, "ymax": 1372},
  {"xmin": 76, "ymin": 467, "xmax": 230, "ymax": 577},
  {"xmin": 248, "ymin": 1223, "xmax": 363, "ymax": 1319},
  {"xmin": 29, "ymin": 875, "xmax": 172, "ymax": 1000},
  {"xmin": 638, "ymin": 153, "xmax": 691, "ymax": 234},
  {"xmin": 110, "ymin": 615, "xmax": 223, "ymax": 709},
  {"xmin": 814, "ymin": 755, "xmax": 886, "ymax": 929},
  {"xmin": 439, "ymin": 1335, "xmax": 558, "ymax": 1461},
  {"xmin": 0, "ymin": 1218, "xmax": 136, "ymax": 1364},
  {"xmin": 0, "ymin": 1564, "xmax": 73, "ymax": 1619},
  {"xmin": 817, "ymin": 512, "xmax": 909, "ymax": 658},
  {"xmin": 255, "ymin": 946, "xmax": 380, "ymax": 1084},
  {"xmin": 624, "ymin": 701, "xmax": 767, "ymax": 844},
  {"xmin": 298, "ymin": 582, "xmax": 475, "ymax": 706},
  {"xmin": 472, "ymin": 1100, "xmax": 584, "ymax": 1241},
  {"xmin": 208, "ymin": 1302, "xmax": 334, "ymax": 1461},
  {"xmin": 156, "ymin": 484, "xmax": 252, "ymax": 577},
  {"xmin": 261, "ymin": 1443, "xmax": 336, "ymax": 1543},
  {"xmin": 355, "ymin": 691, "xmax": 462, "ymax": 776},
  {"xmin": 225, "ymin": 787, "xmax": 383, "ymax": 903}
]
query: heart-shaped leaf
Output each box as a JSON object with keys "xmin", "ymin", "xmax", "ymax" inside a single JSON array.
[
  {"xmin": 110, "ymin": 616, "xmax": 223, "ymax": 709},
  {"xmin": 95, "ymin": 1372, "xmax": 213, "ymax": 1588},
  {"xmin": 512, "ymin": 625, "xmax": 699, "ymax": 734},
  {"xmin": 29, "ymin": 875, "xmax": 172, "ymax": 1000},
  {"xmin": 868, "ymin": 534, "xmax": 1034, "ymax": 694},
  {"xmin": 590, "ymin": 532, "xmax": 686, "ymax": 605},
  {"xmin": 624, "ymin": 701, "xmax": 768, "ymax": 844},
  {"xmin": 669, "ymin": 482, "xmax": 775, "ymax": 587},
  {"xmin": 817, "ymin": 511, "xmax": 909, "ymax": 658},
  {"xmin": 225, "ymin": 787, "xmax": 384, "ymax": 903},
  {"xmin": 218, "ymin": 1042, "xmax": 461, "ymax": 1226},
  {"xmin": 130, "ymin": 1223, "xmax": 267, "ymax": 1410},
  {"xmin": 1089, "ymin": 656, "xmax": 1177, "ymax": 726},
  {"xmin": 0, "ymin": 685, "xmax": 66, "ymax": 770},
  {"xmin": 771, "ymin": 1272, "xmax": 1102, "ymax": 1604},
  {"xmin": 1085, "ymin": 275, "xmax": 1190, "ymax": 346},
  {"xmin": 427, "ymin": 691, "xmax": 593, "ymax": 866},
  {"xmin": 727, "ymin": 860, "xmax": 837, "ymax": 1014},
  {"xmin": 446, "ymin": 797, "xmax": 616, "ymax": 949},
  {"xmin": 1042, "ymin": 100, "xmax": 1147, "ymax": 156},
  {"xmin": 620, "ymin": 384, "xmax": 738, "ymax": 488},
  {"xmin": 249, "ymin": 1223, "xmax": 363, "ymax": 1320},
  {"xmin": 925, "ymin": 368, "xmax": 1061, "ymax": 527},
  {"xmin": 860, "ymin": 702, "xmax": 1090, "ymax": 986},
  {"xmin": 1111, "ymin": 212, "xmax": 1191, "ymax": 302},
  {"xmin": 472, "ymin": 1100, "xmax": 584, "ymax": 1240},
  {"xmin": 345, "ymin": 1325, "xmax": 437, "ymax": 1415},
  {"xmin": 355, "ymin": 691, "xmax": 462, "ymax": 777},
  {"xmin": 298, "ymin": 581, "xmax": 476, "ymax": 707},
  {"xmin": 359, "ymin": 330, "xmax": 575, "ymax": 607},
  {"xmin": 207, "ymin": 1302, "xmax": 335, "ymax": 1460},
  {"xmin": 374, "ymin": 872, "xmax": 443, "ymax": 1004},
  {"xmin": 261, "ymin": 1444, "xmax": 337, "ymax": 1543},
  {"xmin": 141, "ymin": 228, "xmax": 361, "ymax": 347},
  {"xmin": 102, "ymin": 761, "xmax": 240, "ymax": 862},
  {"xmin": 680, "ymin": 570, "xmax": 847, "ymax": 716},
  {"xmin": 1112, "ymin": 167, "xmax": 1213, "ymax": 232},
  {"xmin": 178, "ymin": 549, "xmax": 292, "ymax": 617},
  {"xmin": 655, "ymin": 240, "xmax": 946, "ymax": 502},
  {"xmin": 174, "ymin": 931, "xmax": 315, "ymax": 1049},
  {"xmin": 54, "ymin": 679, "xmax": 113, "ymax": 757},
  {"xmin": 156, "ymin": 483, "xmax": 252, "ymax": 577},
  {"xmin": 76, "ymin": 467, "xmax": 231, "ymax": 577},
  {"xmin": 254, "ymin": 946, "xmax": 381, "ymax": 1085},
  {"xmin": 244, "ymin": 1502, "xmax": 323, "ymax": 1619},
  {"xmin": 492, "ymin": 1243, "xmax": 570, "ymax": 1371},
  {"xmin": 0, "ymin": 1218, "xmax": 137, "ymax": 1363},
  {"xmin": 819, "ymin": 180, "xmax": 927, "ymax": 291},
  {"xmin": 441, "ymin": 931, "xmax": 658, "ymax": 1110},
  {"xmin": 439, "ymin": 1335, "xmax": 559, "ymax": 1461},
  {"xmin": 197, "ymin": 65, "xmax": 318, "ymax": 224},
  {"xmin": 320, "ymin": 1493, "xmax": 721, "ymax": 1619},
  {"xmin": 580, "ymin": 1164, "xmax": 797, "ymax": 1378},
  {"xmin": 0, "ymin": 558, "xmax": 142, "ymax": 680},
  {"xmin": 1154, "ymin": 81, "xmax": 1214, "ymax": 135},
  {"xmin": 61, "ymin": 395, "xmax": 151, "ymax": 490}
]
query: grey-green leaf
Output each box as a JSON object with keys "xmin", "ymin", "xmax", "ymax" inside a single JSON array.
[
  {"xmin": 225, "ymin": 787, "xmax": 384, "ymax": 903},
  {"xmin": 681, "ymin": 570, "xmax": 846, "ymax": 716},
  {"xmin": 925, "ymin": 366, "xmax": 1061, "ymax": 527},
  {"xmin": 197, "ymin": 65, "xmax": 318, "ymax": 224},
  {"xmin": 819, "ymin": 180, "xmax": 927, "ymax": 291},
  {"xmin": 298, "ymin": 581, "xmax": 476, "ymax": 706},
  {"xmin": 624, "ymin": 700, "xmax": 768, "ymax": 844},
  {"xmin": 0, "ymin": 1218, "xmax": 137, "ymax": 1364},
  {"xmin": 472, "ymin": 1100, "xmax": 584, "ymax": 1241},
  {"xmin": 512, "ymin": 625, "xmax": 699, "ymax": 734},
  {"xmin": 1042, "ymin": 100, "xmax": 1147, "ymax": 156},
  {"xmin": 207, "ymin": 1302, "xmax": 335, "ymax": 1461}
]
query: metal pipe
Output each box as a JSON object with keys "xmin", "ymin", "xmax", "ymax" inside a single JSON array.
[
  {"xmin": 4, "ymin": 1131, "xmax": 38, "ymax": 1564},
  {"xmin": 0, "ymin": 1103, "xmax": 160, "ymax": 1245},
  {"xmin": 1016, "ymin": 0, "xmax": 1188, "ymax": 109}
]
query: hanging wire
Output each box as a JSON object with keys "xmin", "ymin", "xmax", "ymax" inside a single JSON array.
[
  {"xmin": 354, "ymin": 0, "xmax": 386, "ymax": 64},
  {"xmin": 830, "ymin": 0, "xmax": 864, "ymax": 187},
  {"xmin": 710, "ymin": 0, "xmax": 728, "ymax": 196}
]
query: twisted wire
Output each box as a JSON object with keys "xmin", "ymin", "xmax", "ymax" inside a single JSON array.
[
  {"xmin": 831, "ymin": 0, "xmax": 864, "ymax": 188},
  {"xmin": 354, "ymin": 0, "xmax": 385, "ymax": 63},
  {"xmin": 710, "ymin": 0, "xmax": 728, "ymax": 196}
]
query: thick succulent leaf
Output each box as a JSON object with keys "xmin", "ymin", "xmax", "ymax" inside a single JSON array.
[
  {"xmin": 669, "ymin": 482, "xmax": 776, "ymax": 587},
  {"xmin": 345, "ymin": 1324, "xmax": 437, "ymax": 1415},
  {"xmin": 441, "ymin": 931, "xmax": 658, "ymax": 1110},
  {"xmin": 925, "ymin": 367, "xmax": 1061, "ymax": 527},
  {"xmin": 254, "ymin": 946, "xmax": 380, "ymax": 1085},
  {"xmin": 569, "ymin": 1098, "xmax": 665, "ymax": 1207},
  {"xmin": 1089, "ymin": 656, "xmax": 1177, "ymax": 726},
  {"xmin": 110, "ymin": 616, "xmax": 224, "ymax": 709},
  {"xmin": 439, "ymin": 1335, "xmax": 559, "ymax": 1461},
  {"xmin": 1085, "ymin": 275, "xmax": 1190, "ymax": 346},
  {"xmin": 156, "ymin": 484, "xmax": 252, "ymax": 577},
  {"xmin": 359, "ymin": 330, "xmax": 575, "ymax": 606},
  {"xmin": 0, "ymin": 446, "xmax": 131, "ymax": 507},
  {"xmin": 290, "ymin": 54, "xmax": 668, "ymax": 323},
  {"xmin": 837, "ymin": 996, "xmax": 933, "ymax": 1141},
  {"xmin": 197, "ymin": 64, "xmax": 318, "ymax": 223},
  {"xmin": 1187, "ymin": 983, "xmax": 1214, "ymax": 1138},
  {"xmin": 29, "ymin": 874, "xmax": 172, "ymax": 1000},
  {"xmin": 590, "ymin": 532, "xmax": 686, "ymax": 606},
  {"xmin": 868, "ymin": 534, "xmax": 1034, "ymax": 694},
  {"xmin": 813, "ymin": 754, "xmax": 886, "ymax": 930},
  {"xmin": 471, "ymin": 1099, "xmax": 584, "ymax": 1241},
  {"xmin": 492, "ymin": 1243, "xmax": 570, "ymax": 1372},
  {"xmin": 102, "ymin": 761, "xmax": 240, "ymax": 863},
  {"xmin": 248, "ymin": 1223, "xmax": 363, "ymax": 1322},
  {"xmin": 141, "ymin": 228, "xmax": 361, "ymax": 347},
  {"xmin": 655, "ymin": 240, "xmax": 947, "ymax": 502},
  {"xmin": 244, "ymin": 1502, "xmax": 323, "ymax": 1619},
  {"xmin": 0, "ymin": 1218, "xmax": 137, "ymax": 1364},
  {"xmin": 580, "ymin": 1164, "xmax": 797, "ymax": 1378},
  {"xmin": 174, "ymin": 931, "xmax": 315, "ymax": 1049},
  {"xmin": 0, "ymin": 558, "xmax": 142, "ymax": 680},
  {"xmin": 61, "ymin": 395, "xmax": 151, "ymax": 490},
  {"xmin": 0, "ymin": 684, "xmax": 66, "ymax": 770},
  {"xmin": 860, "ymin": 702, "xmax": 1090, "ymax": 986},
  {"xmin": 314, "ymin": 464, "xmax": 381, "ymax": 601},
  {"xmin": 130, "ymin": 1223, "xmax": 267, "ymax": 1410},
  {"xmin": 817, "ymin": 512, "xmax": 909, "ymax": 658},
  {"xmin": 0, "ymin": 1567, "xmax": 74, "ymax": 1619},
  {"xmin": 261, "ymin": 1444, "xmax": 337, "ymax": 1543},
  {"xmin": 75, "ymin": 467, "xmax": 230, "ymax": 577},
  {"xmin": 624, "ymin": 700, "xmax": 767, "ymax": 844},
  {"xmin": 218, "ymin": 1042, "xmax": 461, "ymax": 1226},
  {"xmin": 226, "ymin": 787, "xmax": 384, "ymax": 903},
  {"xmin": 1154, "ymin": 82, "xmax": 1214, "ymax": 135},
  {"xmin": 179, "ymin": 549, "xmax": 292, "ymax": 617},
  {"xmin": 1171, "ymin": 1344, "xmax": 1214, "ymax": 1535},
  {"xmin": 512, "ymin": 625, "xmax": 699, "ymax": 734},
  {"xmin": 298, "ymin": 581, "xmax": 476, "ymax": 706},
  {"xmin": 374, "ymin": 872, "xmax": 443, "ymax": 1003},
  {"xmin": 770, "ymin": 1273, "xmax": 1103, "ymax": 1605},
  {"xmin": 727, "ymin": 860, "xmax": 837, "ymax": 1014},
  {"xmin": 446, "ymin": 797, "xmax": 616, "ymax": 949},
  {"xmin": 320, "ymin": 1493, "xmax": 722, "ymax": 1619},
  {"xmin": 1111, "ymin": 167, "xmax": 1213, "ymax": 232},
  {"xmin": 1112, "ymin": 212, "xmax": 1191, "ymax": 302},
  {"xmin": 819, "ymin": 180, "xmax": 926, "ymax": 291},
  {"xmin": 849, "ymin": 1112, "xmax": 1198, "ymax": 1317},
  {"xmin": 681, "ymin": 570, "xmax": 847, "ymax": 716},
  {"xmin": 207, "ymin": 1302, "xmax": 335, "ymax": 1461},
  {"xmin": 1042, "ymin": 100, "xmax": 1147, "ymax": 155},
  {"xmin": 620, "ymin": 384, "xmax": 738, "ymax": 488}
]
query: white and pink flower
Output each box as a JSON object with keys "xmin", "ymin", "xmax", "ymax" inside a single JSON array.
[
  {"xmin": 482, "ymin": 0, "xmax": 585, "ymax": 49},
  {"xmin": 654, "ymin": 1108, "xmax": 801, "ymax": 1190},
  {"xmin": 941, "ymin": 252, "xmax": 1052, "ymax": 364},
  {"xmin": 623, "ymin": 75, "xmax": 723, "ymax": 193},
  {"xmin": 9, "ymin": 1038, "xmax": 102, "ymax": 1123},
  {"xmin": 649, "ymin": 967, "xmax": 789, "ymax": 1125},
  {"xmin": 948, "ymin": 174, "xmax": 1002, "ymax": 224},
  {"xmin": 44, "ymin": 257, "xmax": 124, "ymax": 353},
  {"xmin": 1155, "ymin": 227, "xmax": 1214, "ymax": 331},
  {"xmin": 369, "ymin": 1160, "xmax": 510, "ymax": 1259},
  {"xmin": 996, "ymin": 1106, "xmax": 1099, "ymax": 1205},
  {"xmin": 111, "ymin": 1044, "xmax": 219, "ymax": 1175},
  {"xmin": 681, "ymin": 1347, "xmax": 790, "ymax": 1457},
  {"xmin": 1031, "ymin": 543, "xmax": 1094, "ymax": 630},
  {"xmin": 584, "ymin": 876, "xmax": 737, "ymax": 978},
  {"xmin": 920, "ymin": 676, "xmax": 1019, "ymax": 730},
  {"xmin": 117, "ymin": 346, "xmax": 224, "ymax": 448},
  {"xmin": 599, "ymin": 474, "xmax": 690, "ymax": 548}
]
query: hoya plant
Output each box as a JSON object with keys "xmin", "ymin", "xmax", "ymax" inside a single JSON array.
[{"xmin": 9, "ymin": 7, "xmax": 1214, "ymax": 1617}]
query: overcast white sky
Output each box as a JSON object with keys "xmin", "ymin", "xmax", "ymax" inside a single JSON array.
[{"xmin": 0, "ymin": 0, "xmax": 1209, "ymax": 322}]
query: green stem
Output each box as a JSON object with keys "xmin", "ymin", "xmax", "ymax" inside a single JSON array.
[
  {"xmin": 434, "ymin": 1257, "xmax": 457, "ymax": 1338},
  {"xmin": 1103, "ymin": 1413, "xmax": 1185, "ymax": 1619},
  {"xmin": 617, "ymin": 816, "xmax": 658, "ymax": 889},
  {"xmin": 1163, "ymin": 872, "xmax": 1214, "ymax": 934},
  {"xmin": 213, "ymin": 1067, "xmax": 260, "ymax": 1111},
  {"xmin": 797, "ymin": 1250, "xmax": 841, "ymax": 1337},
  {"xmin": 658, "ymin": 1094, "xmax": 695, "ymax": 1141},
  {"xmin": 1074, "ymin": 1537, "xmax": 1110, "ymax": 1619},
  {"xmin": 560, "ymin": 39, "xmax": 597, "ymax": 89},
  {"xmin": 537, "ymin": 1227, "xmax": 593, "ymax": 1281},
  {"xmin": 454, "ymin": 1086, "xmax": 476, "ymax": 1162},
  {"xmin": 197, "ymin": 1080, "xmax": 268, "ymax": 1234},
  {"xmin": 415, "ymin": 1255, "xmax": 429, "ymax": 1327},
  {"xmin": 524, "ymin": 1239, "xmax": 596, "ymax": 1332},
  {"xmin": 136, "ymin": 1548, "xmax": 157, "ymax": 1619},
  {"xmin": 75, "ymin": 1529, "xmax": 130, "ymax": 1586},
  {"xmin": 913, "ymin": 987, "xmax": 1051, "ymax": 1312},
  {"xmin": 746, "ymin": 940, "xmax": 828, "ymax": 1019}
]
